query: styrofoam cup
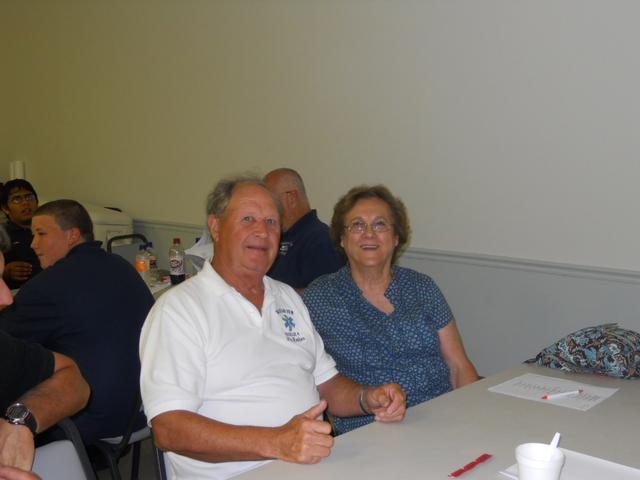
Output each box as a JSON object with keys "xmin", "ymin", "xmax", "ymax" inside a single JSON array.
[{"xmin": 516, "ymin": 443, "xmax": 565, "ymax": 480}]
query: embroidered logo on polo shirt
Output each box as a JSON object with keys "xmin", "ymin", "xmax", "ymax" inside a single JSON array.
[
  {"xmin": 283, "ymin": 315, "xmax": 295, "ymax": 331},
  {"xmin": 276, "ymin": 308, "xmax": 306, "ymax": 343},
  {"xmin": 278, "ymin": 241, "xmax": 293, "ymax": 257}
]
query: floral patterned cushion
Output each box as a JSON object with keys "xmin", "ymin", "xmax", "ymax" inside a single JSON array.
[{"xmin": 527, "ymin": 323, "xmax": 640, "ymax": 379}]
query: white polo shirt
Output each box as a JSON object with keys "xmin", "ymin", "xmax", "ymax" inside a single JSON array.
[{"xmin": 140, "ymin": 261, "xmax": 338, "ymax": 480}]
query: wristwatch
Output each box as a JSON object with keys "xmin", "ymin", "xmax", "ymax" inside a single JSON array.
[{"xmin": 4, "ymin": 402, "xmax": 37, "ymax": 435}]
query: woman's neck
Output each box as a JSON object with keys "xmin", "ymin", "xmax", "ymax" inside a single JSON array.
[
  {"xmin": 351, "ymin": 264, "xmax": 395, "ymax": 315},
  {"xmin": 350, "ymin": 263, "xmax": 393, "ymax": 295}
]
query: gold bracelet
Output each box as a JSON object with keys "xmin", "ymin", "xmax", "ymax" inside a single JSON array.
[{"xmin": 358, "ymin": 386, "xmax": 371, "ymax": 415}]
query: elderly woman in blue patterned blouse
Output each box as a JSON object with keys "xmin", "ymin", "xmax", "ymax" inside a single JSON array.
[{"xmin": 302, "ymin": 185, "xmax": 478, "ymax": 435}]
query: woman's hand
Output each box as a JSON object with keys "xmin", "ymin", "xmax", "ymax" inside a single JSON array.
[{"xmin": 365, "ymin": 384, "xmax": 406, "ymax": 423}]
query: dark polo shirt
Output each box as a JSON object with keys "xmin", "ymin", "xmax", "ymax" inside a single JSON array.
[
  {"xmin": 0, "ymin": 241, "xmax": 154, "ymax": 443},
  {"xmin": 268, "ymin": 210, "xmax": 344, "ymax": 289}
]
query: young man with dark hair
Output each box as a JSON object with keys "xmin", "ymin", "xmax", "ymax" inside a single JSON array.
[{"xmin": 0, "ymin": 180, "xmax": 41, "ymax": 289}]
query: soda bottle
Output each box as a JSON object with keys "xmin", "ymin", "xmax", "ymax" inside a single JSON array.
[
  {"xmin": 135, "ymin": 245, "xmax": 150, "ymax": 285},
  {"xmin": 169, "ymin": 237, "xmax": 186, "ymax": 285}
]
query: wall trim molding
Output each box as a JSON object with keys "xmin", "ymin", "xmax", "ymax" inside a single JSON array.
[
  {"xmin": 401, "ymin": 247, "xmax": 640, "ymax": 285},
  {"xmin": 133, "ymin": 217, "xmax": 640, "ymax": 285}
]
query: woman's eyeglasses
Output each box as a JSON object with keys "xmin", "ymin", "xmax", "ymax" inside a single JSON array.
[{"xmin": 344, "ymin": 220, "xmax": 392, "ymax": 234}]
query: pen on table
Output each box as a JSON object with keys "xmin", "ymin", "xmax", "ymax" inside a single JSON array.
[
  {"xmin": 541, "ymin": 388, "xmax": 583, "ymax": 400},
  {"xmin": 448, "ymin": 453, "xmax": 492, "ymax": 477}
]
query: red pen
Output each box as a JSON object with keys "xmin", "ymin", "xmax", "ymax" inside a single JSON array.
[{"xmin": 448, "ymin": 453, "xmax": 493, "ymax": 477}]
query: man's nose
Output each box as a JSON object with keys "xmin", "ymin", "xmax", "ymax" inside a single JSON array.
[{"xmin": 252, "ymin": 220, "xmax": 271, "ymax": 236}]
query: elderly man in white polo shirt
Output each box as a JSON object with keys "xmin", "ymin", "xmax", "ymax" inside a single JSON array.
[{"xmin": 140, "ymin": 176, "xmax": 406, "ymax": 480}]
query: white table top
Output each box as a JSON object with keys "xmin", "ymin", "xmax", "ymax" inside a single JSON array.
[{"xmin": 237, "ymin": 364, "xmax": 640, "ymax": 479}]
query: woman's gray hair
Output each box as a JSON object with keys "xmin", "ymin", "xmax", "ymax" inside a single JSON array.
[
  {"xmin": 0, "ymin": 225, "xmax": 10, "ymax": 253},
  {"xmin": 206, "ymin": 175, "xmax": 283, "ymax": 218}
]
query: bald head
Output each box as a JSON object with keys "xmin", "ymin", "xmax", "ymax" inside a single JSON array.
[{"xmin": 264, "ymin": 168, "xmax": 311, "ymax": 231}]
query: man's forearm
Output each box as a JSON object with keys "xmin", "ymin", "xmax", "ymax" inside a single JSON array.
[
  {"xmin": 153, "ymin": 402, "xmax": 333, "ymax": 465},
  {"xmin": 20, "ymin": 353, "xmax": 89, "ymax": 433},
  {"xmin": 154, "ymin": 411, "xmax": 279, "ymax": 462},
  {"xmin": 316, "ymin": 374, "xmax": 363, "ymax": 417},
  {"xmin": 317, "ymin": 375, "xmax": 407, "ymax": 424}
]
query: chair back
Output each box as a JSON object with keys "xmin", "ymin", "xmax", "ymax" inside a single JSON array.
[
  {"xmin": 153, "ymin": 442, "xmax": 173, "ymax": 480},
  {"xmin": 90, "ymin": 393, "xmax": 150, "ymax": 479},
  {"xmin": 97, "ymin": 393, "xmax": 147, "ymax": 451},
  {"xmin": 106, "ymin": 233, "xmax": 149, "ymax": 253}
]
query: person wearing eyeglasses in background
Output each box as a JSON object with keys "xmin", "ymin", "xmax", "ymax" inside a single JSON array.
[
  {"xmin": 0, "ymin": 180, "xmax": 41, "ymax": 290},
  {"xmin": 302, "ymin": 185, "xmax": 479, "ymax": 435}
]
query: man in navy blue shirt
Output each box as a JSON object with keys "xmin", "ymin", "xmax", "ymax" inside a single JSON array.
[
  {"xmin": 264, "ymin": 168, "xmax": 343, "ymax": 290},
  {"xmin": 0, "ymin": 224, "xmax": 89, "ymax": 476},
  {"xmin": 0, "ymin": 200, "xmax": 153, "ymax": 444}
]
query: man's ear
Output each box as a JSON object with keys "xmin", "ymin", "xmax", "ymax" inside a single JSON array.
[
  {"xmin": 207, "ymin": 214, "xmax": 221, "ymax": 242},
  {"xmin": 287, "ymin": 190, "xmax": 299, "ymax": 209},
  {"xmin": 67, "ymin": 227, "xmax": 82, "ymax": 246}
]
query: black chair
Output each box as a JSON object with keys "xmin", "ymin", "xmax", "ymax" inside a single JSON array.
[
  {"xmin": 106, "ymin": 233, "xmax": 149, "ymax": 253},
  {"xmin": 90, "ymin": 395, "xmax": 150, "ymax": 480},
  {"xmin": 152, "ymin": 433, "xmax": 172, "ymax": 480}
]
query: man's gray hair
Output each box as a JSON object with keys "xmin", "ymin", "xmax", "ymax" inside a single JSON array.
[
  {"xmin": 206, "ymin": 175, "xmax": 283, "ymax": 218},
  {"xmin": 0, "ymin": 225, "xmax": 11, "ymax": 254}
]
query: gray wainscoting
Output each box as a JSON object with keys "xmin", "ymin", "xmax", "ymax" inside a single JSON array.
[
  {"xmin": 399, "ymin": 249, "xmax": 640, "ymax": 376},
  {"xmin": 132, "ymin": 218, "xmax": 640, "ymax": 377}
]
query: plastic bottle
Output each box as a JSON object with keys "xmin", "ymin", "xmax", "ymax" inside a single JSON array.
[
  {"xmin": 169, "ymin": 238, "xmax": 186, "ymax": 285},
  {"xmin": 135, "ymin": 245, "xmax": 150, "ymax": 285},
  {"xmin": 146, "ymin": 242, "xmax": 159, "ymax": 284}
]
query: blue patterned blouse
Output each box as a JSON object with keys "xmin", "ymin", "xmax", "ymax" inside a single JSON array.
[{"xmin": 302, "ymin": 265, "xmax": 454, "ymax": 434}]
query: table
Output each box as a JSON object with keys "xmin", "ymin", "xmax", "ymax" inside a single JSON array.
[{"xmin": 237, "ymin": 364, "xmax": 640, "ymax": 479}]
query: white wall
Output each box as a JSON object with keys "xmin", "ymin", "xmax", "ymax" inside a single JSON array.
[{"xmin": 2, "ymin": 1, "xmax": 640, "ymax": 271}]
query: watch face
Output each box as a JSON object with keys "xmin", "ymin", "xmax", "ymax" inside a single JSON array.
[{"xmin": 6, "ymin": 403, "xmax": 29, "ymax": 422}]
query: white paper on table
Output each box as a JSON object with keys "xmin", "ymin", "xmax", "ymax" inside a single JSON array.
[
  {"xmin": 500, "ymin": 448, "xmax": 640, "ymax": 480},
  {"xmin": 488, "ymin": 373, "xmax": 618, "ymax": 411}
]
